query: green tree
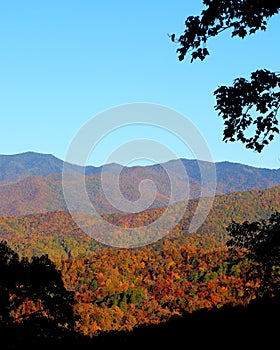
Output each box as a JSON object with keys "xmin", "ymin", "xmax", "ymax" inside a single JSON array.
[{"xmin": 172, "ymin": 0, "xmax": 280, "ymax": 152}]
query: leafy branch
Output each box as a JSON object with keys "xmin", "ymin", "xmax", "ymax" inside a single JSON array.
[
  {"xmin": 214, "ymin": 70, "xmax": 280, "ymax": 152},
  {"xmin": 171, "ymin": 0, "xmax": 280, "ymax": 150},
  {"xmin": 172, "ymin": 0, "xmax": 280, "ymax": 62}
]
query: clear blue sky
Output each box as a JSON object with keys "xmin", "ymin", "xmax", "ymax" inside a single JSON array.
[{"xmin": 1, "ymin": 0, "xmax": 280, "ymax": 168}]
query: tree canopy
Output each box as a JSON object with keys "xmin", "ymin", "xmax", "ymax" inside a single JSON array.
[
  {"xmin": 172, "ymin": 0, "xmax": 280, "ymax": 152},
  {"xmin": 0, "ymin": 240, "xmax": 76, "ymax": 331},
  {"xmin": 226, "ymin": 212, "xmax": 280, "ymax": 297}
]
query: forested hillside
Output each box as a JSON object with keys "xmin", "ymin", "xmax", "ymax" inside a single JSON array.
[
  {"xmin": 1, "ymin": 185, "xmax": 279, "ymax": 259},
  {"xmin": 0, "ymin": 185, "xmax": 279, "ymax": 337}
]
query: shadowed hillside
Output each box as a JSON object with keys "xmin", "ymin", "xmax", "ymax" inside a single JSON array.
[{"xmin": 2, "ymin": 296, "xmax": 279, "ymax": 349}]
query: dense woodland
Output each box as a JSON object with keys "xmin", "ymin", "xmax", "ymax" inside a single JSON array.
[
  {"xmin": 0, "ymin": 185, "xmax": 279, "ymax": 342},
  {"xmin": 0, "ymin": 185, "xmax": 279, "ymax": 259}
]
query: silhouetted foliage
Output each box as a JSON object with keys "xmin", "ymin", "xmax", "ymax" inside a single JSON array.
[
  {"xmin": 0, "ymin": 240, "xmax": 76, "ymax": 332},
  {"xmin": 226, "ymin": 212, "xmax": 280, "ymax": 297},
  {"xmin": 0, "ymin": 241, "xmax": 20, "ymax": 326},
  {"xmin": 215, "ymin": 70, "xmax": 280, "ymax": 152},
  {"xmin": 172, "ymin": 0, "xmax": 280, "ymax": 151}
]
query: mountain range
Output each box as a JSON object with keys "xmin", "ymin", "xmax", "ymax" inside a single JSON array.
[{"xmin": 0, "ymin": 151, "xmax": 279, "ymax": 216}]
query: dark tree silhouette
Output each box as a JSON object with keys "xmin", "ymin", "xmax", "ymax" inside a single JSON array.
[
  {"xmin": 226, "ymin": 212, "xmax": 280, "ymax": 298},
  {"xmin": 0, "ymin": 240, "xmax": 76, "ymax": 332},
  {"xmin": 0, "ymin": 241, "xmax": 20, "ymax": 326},
  {"xmin": 172, "ymin": 0, "xmax": 280, "ymax": 152}
]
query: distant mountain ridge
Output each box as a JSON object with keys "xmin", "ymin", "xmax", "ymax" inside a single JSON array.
[
  {"xmin": 0, "ymin": 152, "xmax": 113, "ymax": 184},
  {"xmin": 0, "ymin": 151, "xmax": 279, "ymax": 216}
]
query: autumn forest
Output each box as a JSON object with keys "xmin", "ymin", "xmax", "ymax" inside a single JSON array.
[{"xmin": 0, "ymin": 153, "xmax": 280, "ymax": 349}]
